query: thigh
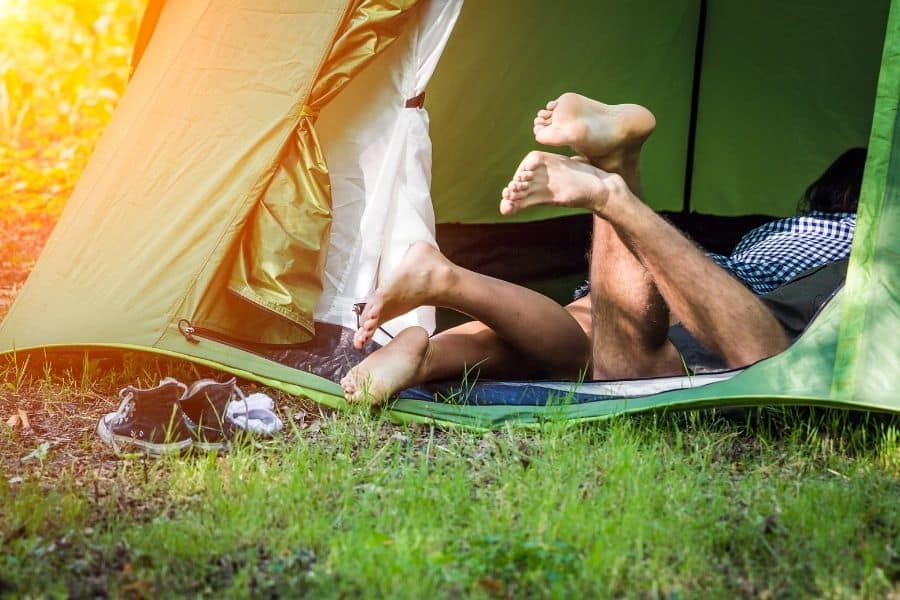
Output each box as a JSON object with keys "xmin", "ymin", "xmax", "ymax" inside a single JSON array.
[
  {"xmin": 431, "ymin": 315, "xmax": 591, "ymax": 381},
  {"xmin": 564, "ymin": 295, "xmax": 593, "ymax": 337},
  {"xmin": 428, "ymin": 320, "xmax": 534, "ymax": 380},
  {"xmin": 568, "ymin": 290, "xmax": 685, "ymax": 378}
]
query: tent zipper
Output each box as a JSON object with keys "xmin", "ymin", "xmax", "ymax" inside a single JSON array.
[
  {"xmin": 177, "ymin": 319, "xmax": 314, "ymax": 353},
  {"xmin": 177, "ymin": 319, "xmax": 266, "ymax": 353}
]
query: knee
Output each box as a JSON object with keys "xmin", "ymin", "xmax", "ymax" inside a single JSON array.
[{"xmin": 723, "ymin": 327, "xmax": 791, "ymax": 368}]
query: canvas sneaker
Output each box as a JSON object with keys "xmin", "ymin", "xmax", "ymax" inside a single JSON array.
[
  {"xmin": 96, "ymin": 377, "xmax": 193, "ymax": 455},
  {"xmin": 180, "ymin": 377, "xmax": 246, "ymax": 451}
]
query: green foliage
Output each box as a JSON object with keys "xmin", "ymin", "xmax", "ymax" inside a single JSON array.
[
  {"xmin": 0, "ymin": 0, "xmax": 145, "ymax": 318},
  {"xmin": 0, "ymin": 0, "xmax": 143, "ymax": 218}
]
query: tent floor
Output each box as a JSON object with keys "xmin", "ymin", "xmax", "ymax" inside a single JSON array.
[{"xmin": 399, "ymin": 370, "xmax": 739, "ymax": 406}]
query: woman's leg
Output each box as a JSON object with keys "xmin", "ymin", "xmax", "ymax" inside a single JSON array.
[{"xmin": 342, "ymin": 243, "xmax": 591, "ymax": 405}]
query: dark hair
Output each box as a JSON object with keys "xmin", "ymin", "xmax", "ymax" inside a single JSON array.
[{"xmin": 799, "ymin": 147, "xmax": 867, "ymax": 214}]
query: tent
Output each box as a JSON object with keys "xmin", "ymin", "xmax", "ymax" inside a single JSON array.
[{"xmin": 1, "ymin": 0, "xmax": 897, "ymax": 428}]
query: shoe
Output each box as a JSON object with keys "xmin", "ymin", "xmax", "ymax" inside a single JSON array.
[
  {"xmin": 180, "ymin": 377, "xmax": 245, "ymax": 451},
  {"xmin": 96, "ymin": 378, "xmax": 193, "ymax": 455}
]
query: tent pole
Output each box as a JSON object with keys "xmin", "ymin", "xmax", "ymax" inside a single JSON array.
[{"xmin": 682, "ymin": 0, "xmax": 708, "ymax": 214}]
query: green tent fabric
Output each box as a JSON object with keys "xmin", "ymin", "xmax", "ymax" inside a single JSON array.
[
  {"xmin": 429, "ymin": 0, "xmax": 890, "ymax": 222},
  {"xmin": 1, "ymin": 0, "xmax": 898, "ymax": 428},
  {"xmin": 689, "ymin": 0, "xmax": 890, "ymax": 217},
  {"xmin": 429, "ymin": 0, "xmax": 700, "ymax": 222}
]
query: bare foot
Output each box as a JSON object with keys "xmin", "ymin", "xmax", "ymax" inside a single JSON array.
[
  {"xmin": 533, "ymin": 93, "xmax": 655, "ymax": 169},
  {"xmin": 500, "ymin": 151, "xmax": 631, "ymax": 216},
  {"xmin": 342, "ymin": 327, "xmax": 430, "ymax": 407},
  {"xmin": 353, "ymin": 242, "xmax": 456, "ymax": 350}
]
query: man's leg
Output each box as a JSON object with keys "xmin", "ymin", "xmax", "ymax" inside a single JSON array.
[
  {"xmin": 587, "ymin": 216, "xmax": 683, "ymax": 378},
  {"xmin": 525, "ymin": 94, "xmax": 681, "ymax": 378},
  {"xmin": 342, "ymin": 242, "xmax": 591, "ymax": 405},
  {"xmin": 598, "ymin": 193, "xmax": 790, "ymax": 366},
  {"xmin": 501, "ymin": 150, "xmax": 790, "ymax": 368}
]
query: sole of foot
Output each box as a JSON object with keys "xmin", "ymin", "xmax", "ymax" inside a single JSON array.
[
  {"xmin": 500, "ymin": 151, "xmax": 628, "ymax": 217},
  {"xmin": 342, "ymin": 326, "xmax": 430, "ymax": 407},
  {"xmin": 533, "ymin": 93, "xmax": 655, "ymax": 168}
]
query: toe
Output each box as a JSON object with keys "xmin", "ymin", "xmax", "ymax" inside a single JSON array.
[
  {"xmin": 521, "ymin": 150, "xmax": 544, "ymax": 172},
  {"xmin": 358, "ymin": 299, "xmax": 382, "ymax": 330},
  {"xmin": 508, "ymin": 185, "xmax": 527, "ymax": 201},
  {"xmin": 359, "ymin": 324, "xmax": 376, "ymax": 345},
  {"xmin": 538, "ymin": 109, "xmax": 553, "ymax": 120},
  {"xmin": 546, "ymin": 100, "xmax": 558, "ymax": 111},
  {"xmin": 354, "ymin": 320, "xmax": 375, "ymax": 348},
  {"xmin": 352, "ymin": 333, "xmax": 365, "ymax": 350}
]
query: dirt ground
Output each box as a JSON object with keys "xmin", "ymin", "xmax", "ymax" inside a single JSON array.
[
  {"xmin": 0, "ymin": 215, "xmax": 334, "ymax": 487},
  {"xmin": 0, "ymin": 214, "xmax": 55, "ymax": 321}
]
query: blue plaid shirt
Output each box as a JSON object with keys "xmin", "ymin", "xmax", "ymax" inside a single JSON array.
[{"xmin": 709, "ymin": 211, "xmax": 856, "ymax": 294}]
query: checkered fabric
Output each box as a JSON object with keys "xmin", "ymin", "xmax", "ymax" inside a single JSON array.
[{"xmin": 709, "ymin": 211, "xmax": 856, "ymax": 294}]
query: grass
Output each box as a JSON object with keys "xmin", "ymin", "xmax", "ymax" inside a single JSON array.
[{"xmin": 1, "ymin": 355, "xmax": 899, "ymax": 597}]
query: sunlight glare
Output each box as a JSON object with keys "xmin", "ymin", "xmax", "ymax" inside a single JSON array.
[{"xmin": 0, "ymin": 0, "xmax": 23, "ymax": 20}]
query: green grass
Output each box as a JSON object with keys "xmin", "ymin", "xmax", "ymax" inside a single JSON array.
[{"xmin": 2, "ymin": 359, "xmax": 899, "ymax": 598}]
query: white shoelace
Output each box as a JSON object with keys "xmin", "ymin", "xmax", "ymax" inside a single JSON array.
[{"xmin": 106, "ymin": 389, "xmax": 136, "ymax": 425}]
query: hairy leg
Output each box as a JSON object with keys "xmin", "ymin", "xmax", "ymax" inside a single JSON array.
[
  {"xmin": 509, "ymin": 96, "xmax": 675, "ymax": 377},
  {"xmin": 598, "ymin": 194, "xmax": 790, "ymax": 366},
  {"xmin": 589, "ymin": 216, "xmax": 683, "ymax": 378},
  {"xmin": 502, "ymin": 152, "xmax": 789, "ymax": 368},
  {"xmin": 529, "ymin": 95, "xmax": 787, "ymax": 370},
  {"xmin": 502, "ymin": 151, "xmax": 681, "ymax": 378},
  {"xmin": 531, "ymin": 94, "xmax": 680, "ymax": 377}
]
